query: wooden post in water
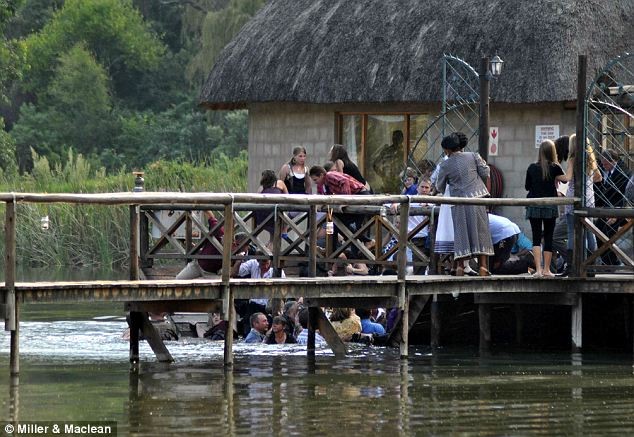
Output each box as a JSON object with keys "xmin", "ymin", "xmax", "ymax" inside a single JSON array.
[
  {"xmin": 129, "ymin": 311, "xmax": 141, "ymax": 365},
  {"xmin": 430, "ymin": 294, "xmax": 440, "ymax": 349},
  {"xmin": 128, "ymin": 203, "xmax": 142, "ymax": 365},
  {"xmin": 307, "ymin": 307, "xmax": 318, "ymax": 358},
  {"xmin": 631, "ymin": 296, "xmax": 634, "ymax": 356},
  {"xmin": 571, "ymin": 295, "xmax": 582, "ymax": 353},
  {"xmin": 222, "ymin": 203, "xmax": 235, "ymax": 367},
  {"xmin": 5, "ymin": 200, "xmax": 18, "ymax": 376},
  {"xmin": 398, "ymin": 201, "xmax": 410, "ymax": 358},
  {"xmin": 514, "ymin": 304, "xmax": 523, "ymax": 346},
  {"xmin": 479, "ymin": 302, "xmax": 491, "ymax": 354}
]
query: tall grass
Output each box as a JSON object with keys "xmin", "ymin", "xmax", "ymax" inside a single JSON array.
[{"xmin": 0, "ymin": 149, "xmax": 248, "ymax": 268}]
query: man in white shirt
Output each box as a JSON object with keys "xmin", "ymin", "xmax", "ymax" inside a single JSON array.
[
  {"xmin": 231, "ymin": 250, "xmax": 285, "ymax": 336},
  {"xmin": 489, "ymin": 214, "xmax": 532, "ymax": 275}
]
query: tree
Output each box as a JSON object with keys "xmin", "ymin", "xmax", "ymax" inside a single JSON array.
[
  {"xmin": 185, "ymin": 0, "xmax": 264, "ymax": 87},
  {"xmin": 11, "ymin": 43, "xmax": 115, "ymax": 169},
  {"xmin": 0, "ymin": 0, "xmax": 27, "ymax": 103},
  {"xmin": 46, "ymin": 43, "xmax": 114, "ymax": 155},
  {"xmin": 0, "ymin": 118, "xmax": 18, "ymax": 176},
  {"xmin": 23, "ymin": 0, "xmax": 165, "ymax": 94}
]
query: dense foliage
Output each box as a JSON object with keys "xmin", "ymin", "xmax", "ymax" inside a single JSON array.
[
  {"xmin": 1, "ymin": 0, "xmax": 263, "ymax": 174},
  {"xmin": 0, "ymin": 0, "xmax": 264, "ymax": 267},
  {"xmin": 0, "ymin": 149, "xmax": 248, "ymax": 267}
]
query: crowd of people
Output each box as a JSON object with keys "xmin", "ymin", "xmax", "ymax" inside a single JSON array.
[{"xmin": 167, "ymin": 130, "xmax": 630, "ymax": 345}]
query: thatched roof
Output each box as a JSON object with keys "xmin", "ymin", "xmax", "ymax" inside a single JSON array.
[{"xmin": 200, "ymin": 0, "xmax": 633, "ymax": 109}]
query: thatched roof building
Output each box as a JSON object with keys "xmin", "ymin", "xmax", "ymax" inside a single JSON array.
[{"xmin": 200, "ymin": 0, "xmax": 633, "ymax": 109}]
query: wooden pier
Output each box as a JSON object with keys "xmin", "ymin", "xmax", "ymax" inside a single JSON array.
[{"xmin": 2, "ymin": 192, "xmax": 634, "ymax": 375}]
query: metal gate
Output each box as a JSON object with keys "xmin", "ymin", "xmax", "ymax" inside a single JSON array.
[
  {"xmin": 406, "ymin": 54, "xmax": 480, "ymax": 180},
  {"xmin": 582, "ymin": 52, "xmax": 634, "ymax": 272},
  {"xmin": 584, "ymin": 52, "xmax": 634, "ymax": 207}
]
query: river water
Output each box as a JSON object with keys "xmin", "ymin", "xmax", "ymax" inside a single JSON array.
[{"xmin": 1, "ymin": 302, "xmax": 634, "ymax": 436}]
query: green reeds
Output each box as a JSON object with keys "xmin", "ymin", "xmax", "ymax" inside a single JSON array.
[{"xmin": 0, "ymin": 149, "xmax": 248, "ymax": 268}]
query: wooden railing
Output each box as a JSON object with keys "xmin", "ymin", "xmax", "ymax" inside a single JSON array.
[
  {"xmin": 4, "ymin": 191, "xmax": 634, "ymax": 370},
  {"xmin": 5, "ymin": 192, "xmax": 634, "ymax": 282}
]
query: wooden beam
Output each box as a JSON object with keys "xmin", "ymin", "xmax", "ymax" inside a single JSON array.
[
  {"xmin": 130, "ymin": 205, "xmax": 140, "ymax": 281},
  {"xmin": 126, "ymin": 300, "xmax": 222, "ymax": 313},
  {"xmin": 223, "ymin": 203, "xmax": 235, "ymax": 368},
  {"xmin": 4, "ymin": 200, "xmax": 16, "ymax": 331},
  {"xmin": 571, "ymin": 295, "xmax": 582, "ymax": 352},
  {"xmin": 309, "ymin": 205, "xmax": 317, "ymax": 277},
  {"xmin": 479, "ymin": 303, "xmax": 491, "ymax": 354},
  {"xmin": 474, "ymin": 292, "xmax": 579, "ymax": 306},
  {"xmin": 514, "ymin": 304, "xmax": 523, "ymax": 346},
  {"xmin": 572, "ymin": 54, "xmax": 587, "ymax": 277},
  {"xmin": 314, "ymin": 307, "xmax": 346, "ymax": 358},
  {"xmin": 430, "ymin": 294, "xmax": 440, "ymax": 349},
  {"xmin": 398, "ymin": 202, "xmax": 409, "ymax": 358},
  {"xmin": 307, "ymin": 307, "xmax": 318, "ymax": 358},
  {"xmin": 5, "ymin": 200, "xmax": 18, "ymax": 377},
  {"xmin": 304, "ymin": 297, "xmax": 398, "ymax": 309},
  {"xmin": 139, "ymin": 315, "xmax": 174, "ymax": 363},
  {"xmin": 129, "ymin": 311, "xmax": 142, "ymax": 365}
]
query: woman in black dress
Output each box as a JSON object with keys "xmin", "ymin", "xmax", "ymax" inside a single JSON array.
[
  {"xmin": 329, "ymin": 144, "xmax": 371, "ymax": 192},
  {"xmin": 525, "ymin": 140, "xmax": 568, "ymax": 277}
]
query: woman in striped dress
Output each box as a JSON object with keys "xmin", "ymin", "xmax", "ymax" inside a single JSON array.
[{"xmin": 435, "ymin": 133, "xmax": 494, "ymax": 276}]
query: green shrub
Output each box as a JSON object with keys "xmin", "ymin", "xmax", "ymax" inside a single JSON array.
[{"xmin": 0, "ymin": 150, "xmax": 248, "ymax": 267}]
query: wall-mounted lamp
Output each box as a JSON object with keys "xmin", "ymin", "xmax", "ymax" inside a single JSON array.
[{"xmin": 490, "ymin": 55, "xmax": 504, "ymax": 78}]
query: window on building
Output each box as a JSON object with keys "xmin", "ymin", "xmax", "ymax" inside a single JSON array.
[{"xmin": 338, "ymin": 113, "xmax": 428, "ymax": 194}]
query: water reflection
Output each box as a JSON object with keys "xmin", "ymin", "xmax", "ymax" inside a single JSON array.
[{"xmin": 2, "ymin": 320, "xmax": 634, "ymax": 434}]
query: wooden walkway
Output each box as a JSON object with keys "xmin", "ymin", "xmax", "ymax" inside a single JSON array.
[
  {"xmin": 3, "ymin": 191, "xmax": 634, "ymax": 374},
  {"xmin": 8, "ymin": 275, "xmax": 634, "ymax": 304}
]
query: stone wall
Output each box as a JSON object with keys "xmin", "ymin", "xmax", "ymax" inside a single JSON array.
[
  {"xmin": 247, "ymin": 103, "xmax": 337, "ymax": 192},
  {"xmin": 488, "ymin": 102, "xmax": 577, "ymax": 233},
  {"xmin": 248, "ymin": 101, "xmax": 578, "ymax": 235}
]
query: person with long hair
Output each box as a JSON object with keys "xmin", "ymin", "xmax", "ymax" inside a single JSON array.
[
  {"xmin": 329, "ymin": 144, "xmax": 371, "ymax": 192},
  {"xmin": 254, "ymin": 169, "xmax": 288, "ymax": 237},
  {"xmin": 435, "ymin": 132, "xmax": 493, "ymax": 276},
  {"xmin": 525, "ymin": 140, "xmax": 568, "ymax": 277},
  {"xmin": 279, "ymin": 146, "xmax": 312, "ymax": 194},
  {"xmin": 560, "ymin": 134, "xmax": 602, "ymax": 276}
]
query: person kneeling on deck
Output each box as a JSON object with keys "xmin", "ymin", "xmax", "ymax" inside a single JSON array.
[
  {"xmin": 244, "ymin": 312, "xmax": 269, "ymax": 343},
  {"xmin": 309, "ymin": 165, "xmax": 372, "ymax": 252},
  {"xmin": 232, "ymin": 250, "xmax": 285, "ymax": 337},
  {"xmin": 488, "ymin": 213, "xmax": 534, "ymax": 275},
  {"xmin": 296, "ymin": 307, "xmax": 326, "ymax": 346}
]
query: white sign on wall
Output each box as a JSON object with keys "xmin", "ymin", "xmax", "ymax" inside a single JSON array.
[
  {"xmin": 489, "ymin": 127, "xmax": 499, "ymax": 156},
  {"xmin": 535, "ymin": 125, "xmax": 559, "ymax": 148}
]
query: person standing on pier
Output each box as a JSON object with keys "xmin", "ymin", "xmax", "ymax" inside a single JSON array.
[
  {"xmin": 279, "ymin": 146, "xmax": 312, "ymax": 194},
  {"xmin": 525, "ymin": 139, "xmax": 568, "ymax": 277},
  {"xmin": 254, "ymin": 169, "xmax": 289, "ymax": 240},
  {"xmin": 435, "ymin": 132, "xmax": 494, "ymax": 276}
]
